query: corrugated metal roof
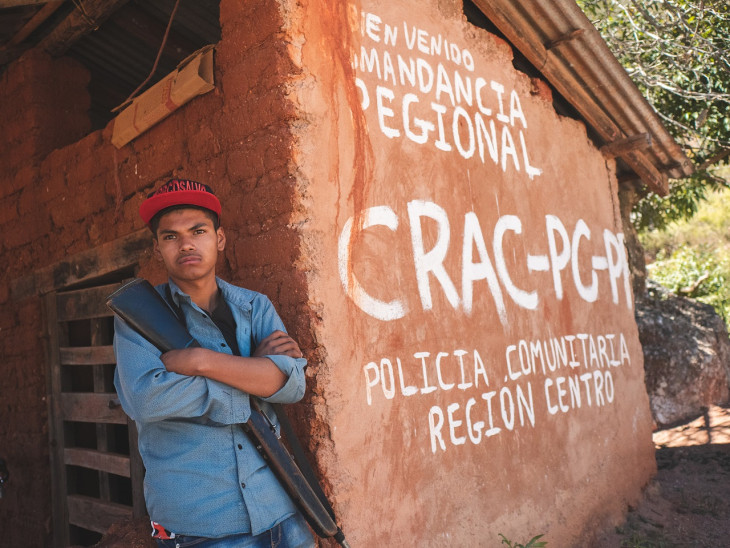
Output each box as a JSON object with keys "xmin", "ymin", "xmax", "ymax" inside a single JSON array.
[{"xmin": 471, "ymin": 0, "xmax": 694, "ymax": 194}]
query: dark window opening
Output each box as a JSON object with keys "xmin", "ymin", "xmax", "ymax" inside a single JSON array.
[
  {"xmin": 109, "ymin": 423, "xmax": 131, "ymax": 455},
  {"xmin": 63, "ymin": 0, "xmax": 222, "ymax": 131},
  {"xmin": 69, "ymin": 525, "xmax": 103, "ymax": 547},
  {"xmin": 64, "ymin": 421, "xmax": 98, "ymax": 451},
  {"xmin": 67, "ymin": 465, "xmax": 101, "ymax": 498}
]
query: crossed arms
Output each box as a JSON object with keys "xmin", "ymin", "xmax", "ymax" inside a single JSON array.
[{"xmin": 161, "ymin": 330, "xmax": 303, "ymax": 398}]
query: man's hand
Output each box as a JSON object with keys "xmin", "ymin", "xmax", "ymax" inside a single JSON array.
[
  {"xmin": 253, "ymin": 330, "xmax": 303, "ymax": 359},
  {"xmin": 160, "ymin": 332, "xmax": 300, "ymax": 397},
  {"xmin": 160, "ymin": 347, "xmax": 210, "ymax": 376}
]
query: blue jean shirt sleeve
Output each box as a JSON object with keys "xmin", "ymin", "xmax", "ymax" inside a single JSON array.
[
  {"xmin": 250, "ymin": 295, "xmax": 307, "ymax": 404},
  {"xmin": 260, "ymin": 354, "xmax": 307, "ymax": 403},
  {"xmin": 113, "ymin": 316, "xmax": 249, "ymax": 425}
]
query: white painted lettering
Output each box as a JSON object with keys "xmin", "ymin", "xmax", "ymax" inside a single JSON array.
[
  {"xmin": 408, "ymin": 200, "xmax": 460, "ymax": 309},
  {"xmin": 494, "ymin": 215, "xmax": 538, "ymax": 309},
  {"xmin": 376, "ymin": 86, "xmax": 400, "ymax": 138}
]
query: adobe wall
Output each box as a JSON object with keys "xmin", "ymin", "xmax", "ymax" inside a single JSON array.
[
  {"xmin": 0, "ymin": 49, "xmax": 93, "ymax": 547},
  {"xmin": 291, "ymin": 0, "xmax": 656, "ymax": 546},
  {"xmin": 0, "ymin": 1, "xmax": 311, "ymax": 545}
]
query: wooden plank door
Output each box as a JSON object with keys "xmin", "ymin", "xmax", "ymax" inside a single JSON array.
[{"xmin": 45, "ymin": 281, "xmax": 145, "ymax": 546}]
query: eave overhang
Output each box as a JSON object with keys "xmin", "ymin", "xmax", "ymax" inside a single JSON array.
[{"xmin": 473, "ymin": 0, "xmax": 694, "ymax": 195}]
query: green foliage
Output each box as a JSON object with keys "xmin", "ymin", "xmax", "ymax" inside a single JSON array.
[
  {"xmin": 633, "ymin": 172, "xmax": 728, "ymax": 232},
  {"xmin": 640, "ymin": 183, "xmax": 730, "ymax": 256},
  {"xmin": 619, "ymin": 531, "xmax": 670, "ymax": 548},
  {"xmin": 648, "ymin": 246, "xmax": 730, "ymax": 319},
  {"xmin": 577, "ymin": 0, "xmax": 730, "ymax": 230},
  {"xmin": 498, "ymin": 533, "xmax": 547, "ymax": 548},
  {"xmin": 641, "ymin": 188, "xmax": 730, "ymax": 325}
]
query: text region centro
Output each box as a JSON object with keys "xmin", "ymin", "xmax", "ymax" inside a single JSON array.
[{"xmin": 362, "ymin": 332, "xmax": 630, "ymax": 452}]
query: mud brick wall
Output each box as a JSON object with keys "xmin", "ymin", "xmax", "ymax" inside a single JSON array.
[
  {"xmin": 0, "ymin": 49, "xmax": 92, "ymax": 547},
  {"xmin": 0, "ymin": 1, "xmax": 312, "ymax": 545}
]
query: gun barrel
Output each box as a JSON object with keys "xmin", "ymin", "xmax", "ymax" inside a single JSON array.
[
  {"xmin": 106, "ymin": 278, "xmax": 198, "ymax": 351},
  {"xmin": 107, "ymin": 278, "xmax": 348, "ymax": 546}
]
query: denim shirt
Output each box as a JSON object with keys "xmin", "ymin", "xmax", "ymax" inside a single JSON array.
[{"xmin": 113, "ymin": 278, "xmax": 307, "ymax": 537}]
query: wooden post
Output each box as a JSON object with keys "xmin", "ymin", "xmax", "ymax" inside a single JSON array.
[{"xmin": 44, "ymin": 292, "xmax": 70, "ymax": 547}]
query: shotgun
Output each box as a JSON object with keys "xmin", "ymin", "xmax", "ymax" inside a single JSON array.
[{"xmin": 106, "ymin": 278, "xmax": 349, "ymax": 547}]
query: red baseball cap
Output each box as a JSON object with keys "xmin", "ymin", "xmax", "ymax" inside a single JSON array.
[{"xmin": 139, "ymin": 178, "xmax": 222, "ymax": 226}]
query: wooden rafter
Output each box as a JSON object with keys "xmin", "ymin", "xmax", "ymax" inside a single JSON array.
[
  {"xmin": 38, "ymin": 0, "xmax": 130, "ymax": 56},
  {"xmin": 0, "ymin": 0, "xmax": 59, "ymax": 7},
  {"xmin": 600, "ymin": 134, "xmax": 653, "ymax": 159},
  {"xmin": 1, "ymin": 1, "xmax": 64, "ymax": 50}
]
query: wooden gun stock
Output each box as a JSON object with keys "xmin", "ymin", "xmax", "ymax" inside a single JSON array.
[{"xmin": 107, "ymin": 278, "xmax": 349, "ymax": 546}]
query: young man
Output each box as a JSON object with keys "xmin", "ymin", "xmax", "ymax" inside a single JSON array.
[{"xmin": 113, "ymin": 179, "xmax": 315, "ymax": 547}]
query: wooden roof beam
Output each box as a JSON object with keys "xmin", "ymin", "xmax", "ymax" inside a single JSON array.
[
  {"xmin": 0, "ymin": 0, "xmax": 58, "ymax": 7},
  {"xmin": 1, "ymin": 0, "xmax": 64, "ymax": 50},
  {"xmin": 600, "ymin": 134, "xmax": 652, "ymax": 159},
  {"xmin": 470, "ymin": 0, "xmax": 692, "ymax": 195},
  {"xmin": 38, "ymin": 0, "xmax": 130, "ymax": 57}
]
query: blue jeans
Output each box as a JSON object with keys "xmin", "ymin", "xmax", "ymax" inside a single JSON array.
[{"xmin": 154, "ymin": 513, "xmax": 315, "ymax": 548}]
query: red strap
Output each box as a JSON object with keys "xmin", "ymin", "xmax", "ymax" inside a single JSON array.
[{"xmin": 151, "ymin": 521, "xmax": 175, "ymax": 540}]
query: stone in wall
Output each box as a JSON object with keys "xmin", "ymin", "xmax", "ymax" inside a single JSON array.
[{"xmin": 636, "ymin": 281, "xmax": 730, "ymax": 427}]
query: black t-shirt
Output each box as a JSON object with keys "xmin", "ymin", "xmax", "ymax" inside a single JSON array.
[
  {"xmin": 210, "ymin": 296, "xmax": 241, "ymax": 356},
  {"xmin": 166, "ymin": 284, "xmax": 242, "ymax": 356}
]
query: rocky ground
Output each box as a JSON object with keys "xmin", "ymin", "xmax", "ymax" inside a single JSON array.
[{"xmin": 597, "ymin": 404, "xmax": 730, "ymax": 548}]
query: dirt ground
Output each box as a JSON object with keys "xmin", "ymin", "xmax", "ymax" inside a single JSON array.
[
  {"xmin": 95, "ymin": 406, "xmax": 730, "ymax": 548},
  {"xmin": 596, "ymin": 404, "xmax": 730, "ymax": 548}
]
